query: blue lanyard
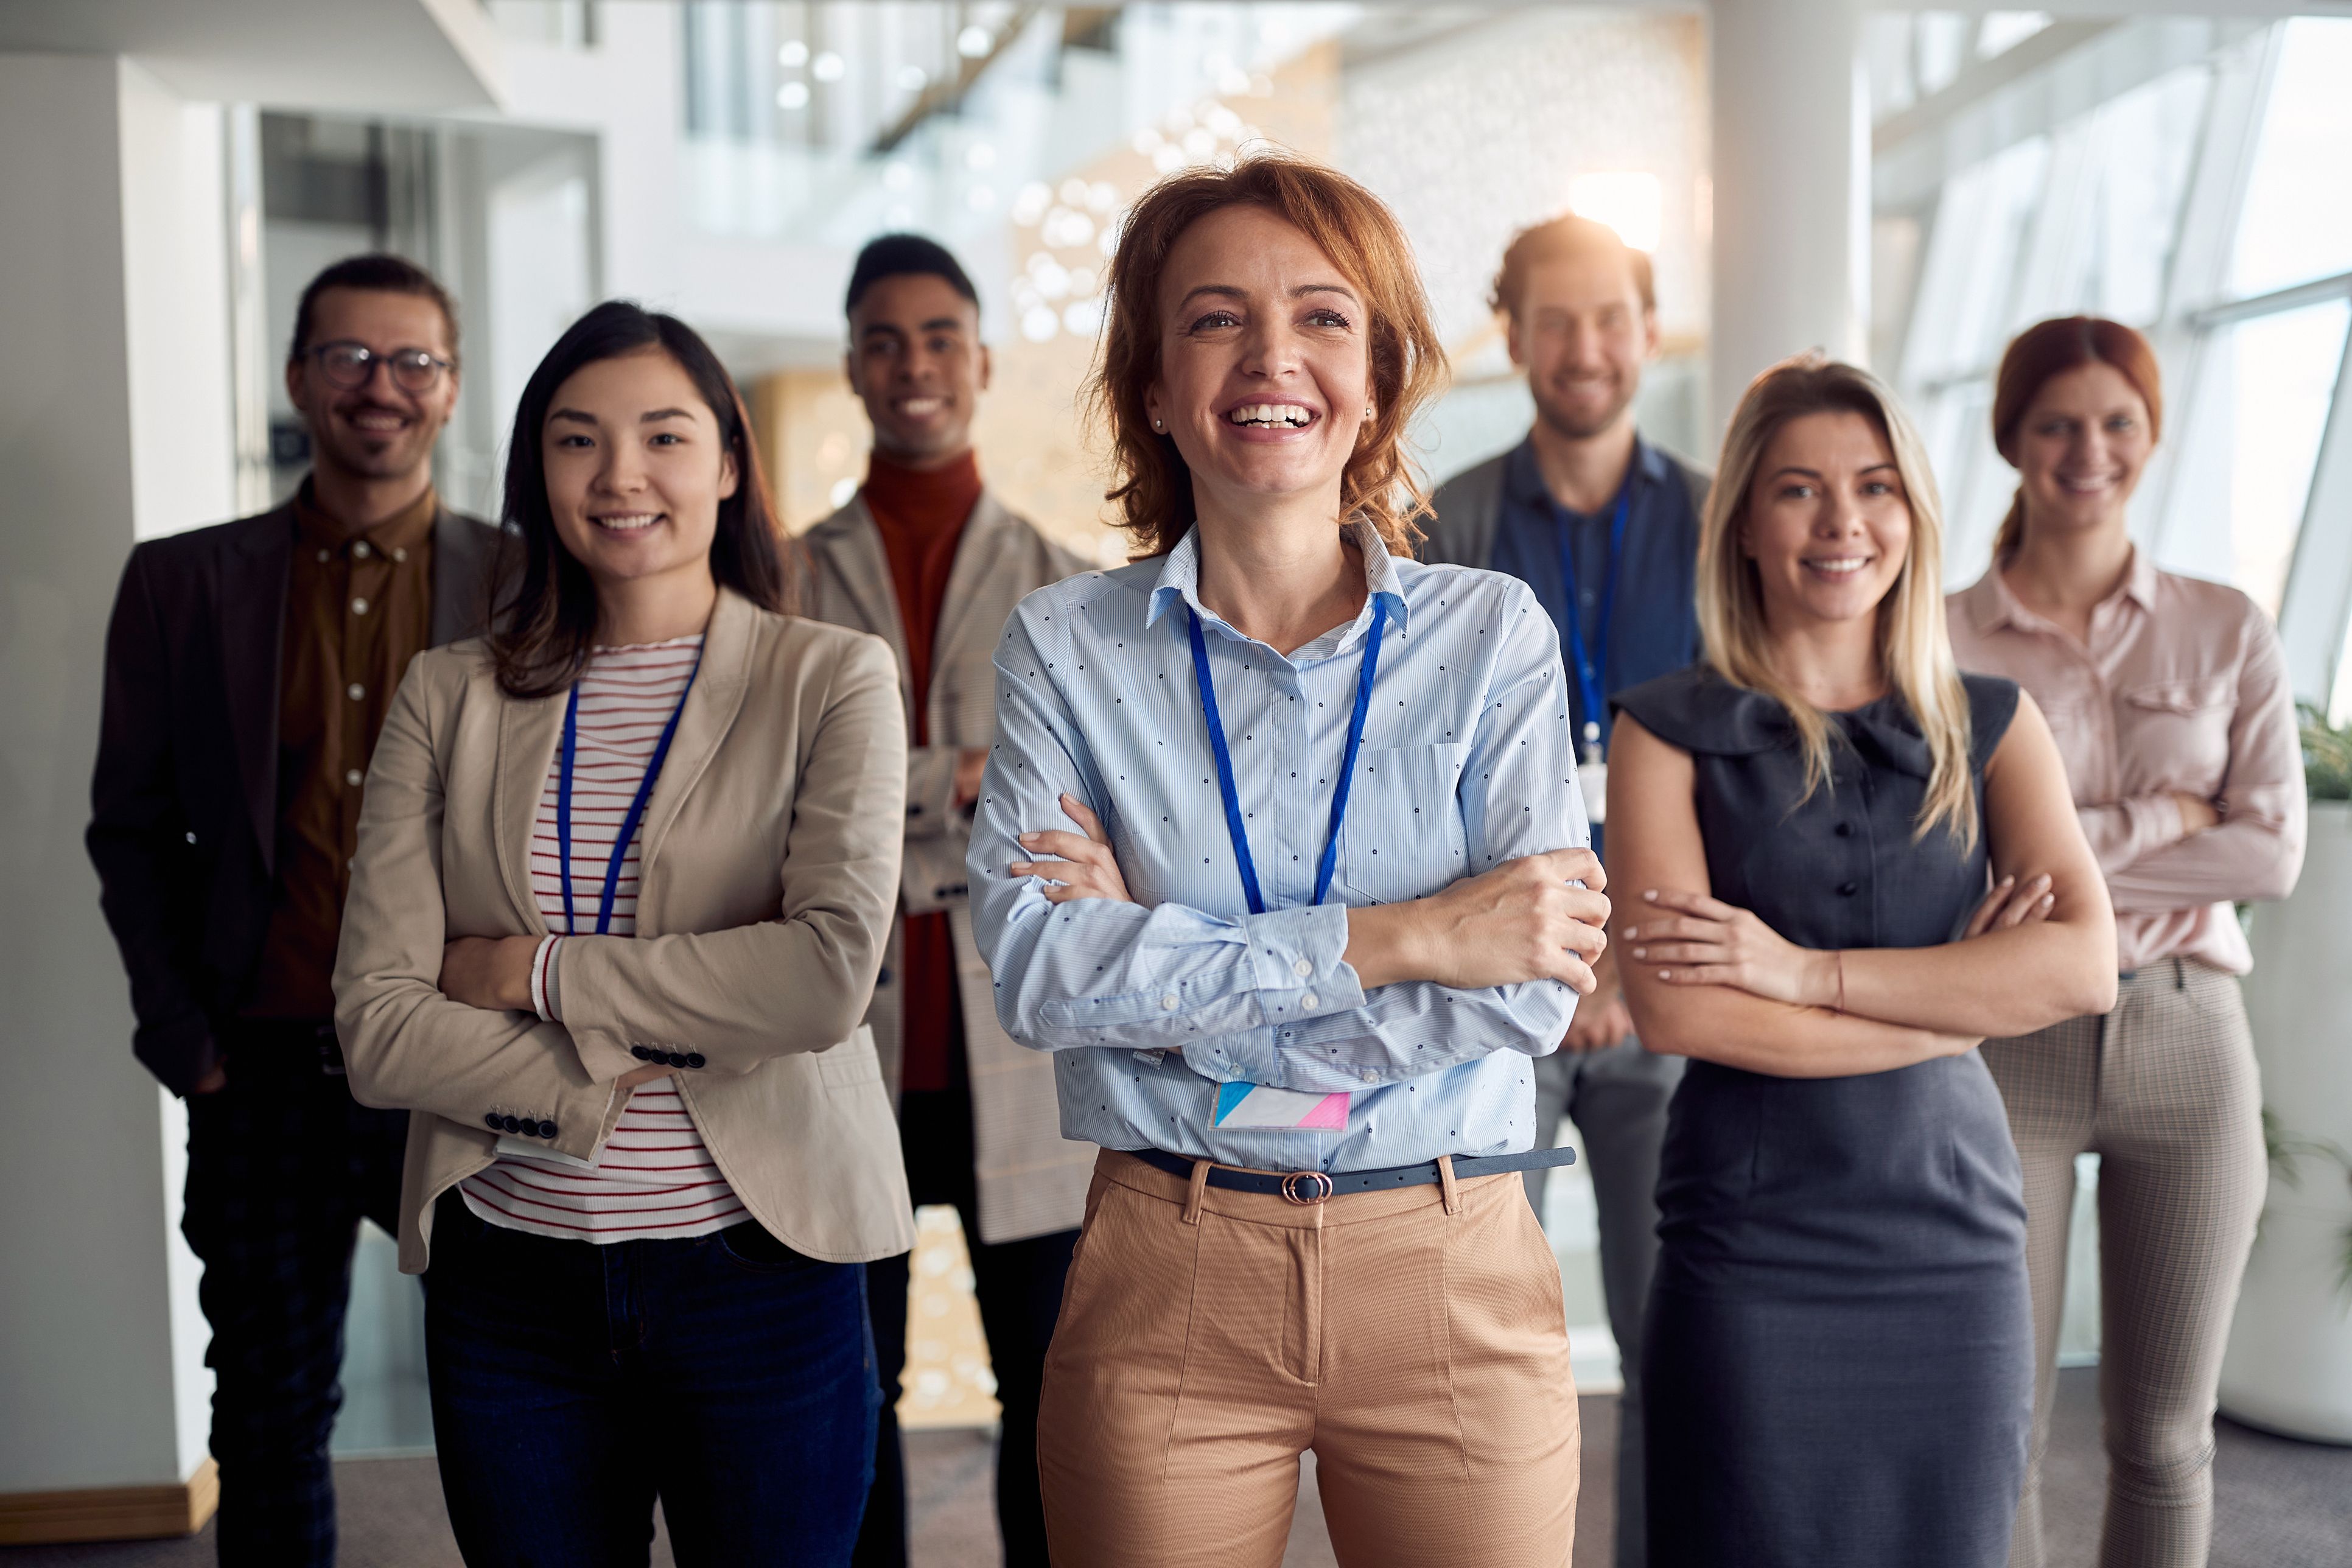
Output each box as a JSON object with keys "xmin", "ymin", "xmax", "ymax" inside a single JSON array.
[
  {"xmin": 1556, "ymin": 478, "xmax": 1633, "ymax": 751},
  {"xmin": 1186, "ymin": 598, "xmax": 1386, "ymax": 915},
  {"xmin": 556, "ymin": 650, "xmax": 702, "ymax": 936}
]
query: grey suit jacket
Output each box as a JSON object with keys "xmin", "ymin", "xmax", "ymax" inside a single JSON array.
[{"xmin": 801, "ymin": 488, "xmax": 1096, "ymax": 1244}]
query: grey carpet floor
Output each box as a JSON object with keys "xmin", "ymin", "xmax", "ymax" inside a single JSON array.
[{"xmin": 5, "ymin": 1371, "xmax": 2345, "ymax": 1565}]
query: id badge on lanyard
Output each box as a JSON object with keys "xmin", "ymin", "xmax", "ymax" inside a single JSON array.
[
  {"xmin": 1559, "ymin": 481, "xmax": 1631, "ymax": 825},
  {"xmin": 1186, "ymin": 602, "xmax": 1384, "ymax": 1133}
]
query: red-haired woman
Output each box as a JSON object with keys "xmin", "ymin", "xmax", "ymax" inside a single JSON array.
[
  {"xmin": 1948, "ymin": 316, "xmax": 2306, "ymax": 1568},
  {"xmin": 967, "ymin": 154, "xmax": 1610, "ymax": 1566}
]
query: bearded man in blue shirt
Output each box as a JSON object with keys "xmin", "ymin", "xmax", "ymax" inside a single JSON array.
[{"xmin": 1420, "ymin": 212, "xmax": 1708, "ymax": 1568}]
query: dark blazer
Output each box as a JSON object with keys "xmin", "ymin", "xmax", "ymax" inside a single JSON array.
[{"xmin": 86, "ymin": 497, "xmax": 500, "ymax": 1096}]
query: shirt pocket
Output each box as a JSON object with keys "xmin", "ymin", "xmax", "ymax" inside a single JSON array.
[
  {"xmin": 1335, "ymin": 743, "xmax": 1471, "ymax": 905},
  {"xmin": 2121, "ymin": 676, "xmax": 2235, "ymax": 788}
]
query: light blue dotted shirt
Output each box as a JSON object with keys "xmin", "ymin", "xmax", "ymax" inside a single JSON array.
[{"xmin": 966, "ymin": 519, "xmax": 1592, "ymax": 1173}]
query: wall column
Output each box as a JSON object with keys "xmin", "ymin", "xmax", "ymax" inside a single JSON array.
[
  {"xmin": 1707, "ymin": 0, "xmax": 1869, "ymax": 433},
  {"xmin": 0, "ymin": 50, "xmax": 232, "ymax": 1523}
]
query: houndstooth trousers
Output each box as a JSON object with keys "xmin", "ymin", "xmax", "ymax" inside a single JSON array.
[{"xmin": 1980, "ymin": 958, "xmax": 2267, "ymax": 1568}]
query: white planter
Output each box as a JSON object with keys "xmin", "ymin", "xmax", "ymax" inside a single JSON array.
[{"xmin": 2220, "ymin": 799, "xmax": 2352, "ymax": 1444}]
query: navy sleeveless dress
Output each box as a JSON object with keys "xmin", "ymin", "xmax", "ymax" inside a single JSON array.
[{"xmin": 1614, "ymin": 666, "xmax": 2033, "ymax": 1568}]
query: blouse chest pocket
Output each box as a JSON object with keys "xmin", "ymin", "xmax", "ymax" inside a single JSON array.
[
  {"xmin": 1336, "ymin": 743, "xmax": 1471, "ymax": 905},
  {"xmin": 2121, "ymin": 676, "xmax": 2235, "ymax": 786}
]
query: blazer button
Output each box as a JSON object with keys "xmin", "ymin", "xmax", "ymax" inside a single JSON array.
[
  {"xmin": 500, "ymin": 1115, "xmax": 522, "ymax": 1133},
  {"xmin": 877, "ymin": 968, "xmax": 893, "ymax": 986},
  {"xmin": 536, "ymin": 1120, "xmax": 558, "ymax": 1139},
  {"xmin": 685, "ymin": 1053, "xmax": 707, "ymax": 1069},
  {"xmin": 667, "ymin": 1050, "xmax": 690, "ymax": 1068},
  {"xmin": 483, "ymin": 1113, "xmax": 502, "ymax": 1131},
  {"xmin": 631, "ymin": 1045, "xmax": 653, "ymax": 1060},
  {"xmin": 1837, "ymin": 881, "xmax": 1859, "ymax": 897},
  {"xmin": 1833, "ymin": 822, "xmax": 1853, "ymax": 838},
  {"xmin": 908, "ymin": 802, "xmax": 924, "ymax": 816}
]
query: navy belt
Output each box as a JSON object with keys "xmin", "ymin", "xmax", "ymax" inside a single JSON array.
[{"xmin": 1127, "ymin": 1144, "xmax": 1575, "ymax": 1205}]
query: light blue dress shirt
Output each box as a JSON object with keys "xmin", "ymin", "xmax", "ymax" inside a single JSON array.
[{"xmin": 966, "ymin": 518, "xmax": 1592, "ymax": 1174}]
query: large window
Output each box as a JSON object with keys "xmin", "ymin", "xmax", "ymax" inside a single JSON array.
[{"xmin": 1880, "ymin": 16, "xmax": 2352, "ymax": 699}]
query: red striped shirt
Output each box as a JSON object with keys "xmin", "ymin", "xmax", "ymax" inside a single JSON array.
[{"xmin": 461, "ymin": 637, "xmax": 747, "ymax": 1243}]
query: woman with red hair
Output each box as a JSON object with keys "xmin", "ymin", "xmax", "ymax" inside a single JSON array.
[{"xmin": 1948, "ymin": 316, "xmax": 2306, "ymax": 1568}]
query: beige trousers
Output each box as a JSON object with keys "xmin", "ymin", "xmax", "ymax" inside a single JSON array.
[
  {"xmin": 1037, "ymin": 1150, "xmax": 1580, "ymax": 1568},
  {"xmin": 1982, "ymin": 959, "xmax": 2267, "ymax": 1568}
]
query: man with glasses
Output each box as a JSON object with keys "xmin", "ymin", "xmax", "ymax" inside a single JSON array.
[{"xmin": 88, "ymin": 254, "xmax": 495, "ymax": 1566}]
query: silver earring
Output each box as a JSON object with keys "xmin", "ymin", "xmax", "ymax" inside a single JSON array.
[
  {"xmin": 1363, "ymin": 405, "xmax": 1374, "ymax": 418},
  {"xmin": 1152, "ymin": 418, "xmax": 1164, "ymax": 431}
]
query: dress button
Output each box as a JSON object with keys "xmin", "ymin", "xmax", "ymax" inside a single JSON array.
[
  {"xmin": 536, "ymin": 1120, "xmax": 558, "ymax": 1139},
  {"xmin": 1301, "ymin": 993, "xmax": 1319, "ymax": 1009},
  {"xmin": 343, "ymin": 768, "xmax": 363, "ymax": 787},
  {"xmin": 1160, "ymin": 995, "xmax": 1178, "ymax": 1010},
  {"xmin": 631, "ymin": 1045, "xmax": 652, "ymax": 1060},
  {"xmin": 1292, "ymin": 958, "xmax": 1312, "ymax": 978},
  {"xmin": 1837, "ymin": 881, "xmax": 1859, "ymax": 897},
  {"xmin": 685, "ymin": 1053, "xmax": 707, "ymax": 1069}
]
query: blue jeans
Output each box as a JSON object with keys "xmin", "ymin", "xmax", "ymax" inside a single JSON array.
[{"xmin": 424, "ymin": 1194, "xmax": 880, "ymax": 1567}]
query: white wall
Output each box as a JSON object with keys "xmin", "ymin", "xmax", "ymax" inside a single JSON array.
[{"xmin": 0, "ymin": 52, "xmax": 229, "ymax": 1493}]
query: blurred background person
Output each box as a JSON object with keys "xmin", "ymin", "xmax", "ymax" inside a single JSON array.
[
  {"xmin": 334, "ymin": 301, "xmax": 911, "ymax": 1564},
  {"xmin": 1608, "ymin": 355, "xmax": 2116, "ymax": 1568},
  {"xmin": 87, "ymin": 254, "xmax": 491, "ymax": 1567},
  {"xmin": 970, "ymin": 155, "xmax": 1609, "ymax": 1567},
  {"xmin": 1948, "ymin": 316, "xmax": 2306, "ymax": 1568},
  {"xmin": 800, "ymin": 233, "xmax": 1093, "ymax": 1568},
  {"xmin": 1418, "ymin": 212, "xmax": 1707, "ymax": 1568}
]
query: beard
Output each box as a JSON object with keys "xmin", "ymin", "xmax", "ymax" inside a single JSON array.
[
  {"xmin": 311, "ymin": 399, "xmax": 438, "ymax": 481},
  {"xmin": 1532, "ymin": 373, "xmax": 1635, "ymax": 443}
]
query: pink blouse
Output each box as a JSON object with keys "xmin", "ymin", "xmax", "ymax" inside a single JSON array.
[{"xmin": 1947, "ymin": 551, "xmax": 2305, "ymax": 975}]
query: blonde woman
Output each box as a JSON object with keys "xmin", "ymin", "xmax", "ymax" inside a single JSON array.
[{"xmin": 1605, "ymin": 355, "xmax": 2117, "ymax": 1567}]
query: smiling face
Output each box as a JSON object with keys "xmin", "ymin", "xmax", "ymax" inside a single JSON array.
[
  {"xmin": 541, "ymin": 346, "xmax": 738, "ymax": 612},
  {"xmin": 846, "ymin": 272, "xmax": 989, "ymax": 468},
  {"xmin": 1143, "ymin": 204, "xmax": 1372, "ymax": 520},
  {"xmin": 1510, "ymin": 250, "xmax": 1657, "ymax": 442},
  {"xmin": 2009, "ymin": 360, "xmax": 2154, "ymax": 541},
  {"xmin": 1742, "ymin": 409, "xmax": 1913, "ymax": 632},
  {"xmin": 285, "ymin": 287, "xmax": 459, "ymax": 486}
]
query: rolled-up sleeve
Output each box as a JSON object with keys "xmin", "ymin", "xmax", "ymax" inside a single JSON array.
[{"xmin": 968, "ymin": 584, "xmax": 1586, "ymax": 1094}]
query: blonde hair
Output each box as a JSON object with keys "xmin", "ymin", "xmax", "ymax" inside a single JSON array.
[
  {"xmin": 1698, "ymin": 354, "xmax": 1978, "ymax": 847},
  {"xmin": 1087, "ymin": 152, "xmax": 1447, "ymax": 558}
]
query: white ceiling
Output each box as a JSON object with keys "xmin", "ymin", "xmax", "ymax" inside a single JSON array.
[{"xmin": 0, "ymin": 0, "xmax": 503, "ymax": 111}]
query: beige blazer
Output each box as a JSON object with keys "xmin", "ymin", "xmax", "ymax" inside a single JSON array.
[
  {"xmin": 333, "ymin": 588, "xmax": 916, "ymax": 1273},
  {"xmin": 802, "ymin": 489, "xmax": 1095, "ymax": 1244}
]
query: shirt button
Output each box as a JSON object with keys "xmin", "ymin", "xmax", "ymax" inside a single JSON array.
[
  {"xmin": 1292, "ymin": 958, "xmax": 1312, "ymax": 978},
  {"xmin": 344, "ymin": 768, "xmax": 363, "ymax": 787},
  {"xmin": 1160, "ymin": 995, "xmax": 1178, "ymax": 1010},
  {"xmin": 316, "ymin": 548, "xmax": 331, "ymax": 563},
  {"xmin": 351, "ymin": 597, "xmax": 369, "ymax": 615},
  {"xmin": 347, "ymin": 682, "xmax": 365, "ymax": 701},
  {"xmin": 1837, "ymin": 881, "xmax": 1858, "ymax": 897},
  {"xmin": 1833, "ymin": 822, "xmax": 1853, "ymax": 838},
  {"xmin": 353, "ymin": 541, "xmax": 372, "ymax": 559},
  {"xmin": 392, "ymin": 546, "xmax": 408, "ymax": 562},
  {"xmin": 1301, "ymin": 992, "xmax": 1319, "ymax": 1009}
]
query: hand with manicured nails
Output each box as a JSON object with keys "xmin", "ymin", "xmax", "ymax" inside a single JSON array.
[{"xmin": 1623, "ymin": 871, "xmax": 2057, "ymax": 1006}]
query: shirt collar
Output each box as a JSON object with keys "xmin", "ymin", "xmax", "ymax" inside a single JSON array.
[
  {"xmin": 1965, "ymin": 544, "xmax": 2155, "ymax": 635},
  {"xmin": 1503, "ymin": 430, "xmax": 1658, "ymax": 516},
  {"xmin": 1146, "ymin": 515, "xmax": 1410, "ymax": 649},
  {"xmin": 293, "ymin": 478, "xmax": 438, "ymax": 556}
]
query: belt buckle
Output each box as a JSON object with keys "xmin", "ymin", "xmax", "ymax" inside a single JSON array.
[{"xmin": 1279, "ymin": 1170, "xmax": 1333, "ymax": 1206}]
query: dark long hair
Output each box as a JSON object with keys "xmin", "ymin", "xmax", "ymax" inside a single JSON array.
[{"xmin": 489, "ymin": 301, "xmax": 796, "ymax": 698}]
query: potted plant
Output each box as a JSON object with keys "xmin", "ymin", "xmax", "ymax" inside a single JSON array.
[{"xmin": 2217, "ymin": 704, "xmax": 2352, "ymax": 1443}]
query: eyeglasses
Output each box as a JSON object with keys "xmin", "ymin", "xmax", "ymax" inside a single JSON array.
[{"xmin": 306, "ymin": 340, "xmax": 454, "ymax": 394}]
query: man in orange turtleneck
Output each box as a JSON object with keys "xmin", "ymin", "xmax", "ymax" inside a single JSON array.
[{"xmin": 802, "ymin": 235, "xmax": 1094, "ymax": 1568}]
